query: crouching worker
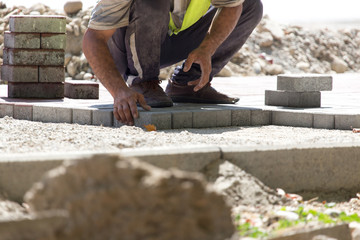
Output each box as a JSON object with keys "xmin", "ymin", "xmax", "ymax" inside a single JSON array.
[{"xmin": 83, "ymin": 0, "xmax": 263, "ymax": 125}]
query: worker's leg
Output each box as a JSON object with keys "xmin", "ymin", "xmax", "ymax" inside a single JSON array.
[
  {"xmin": 162, "ymin": 0, "xmax": 263, "ymax": 84},
  {"xmin": 107, "ymin": 0, "xmax": 173, "ymax": 107}
]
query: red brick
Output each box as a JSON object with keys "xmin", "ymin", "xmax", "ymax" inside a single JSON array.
[
  {"xmin": 64, "ymin": 80, "xmax": 99, "ymax": 99},
  {"xmin": 4, "ymin": 32, "xmax": 40, "ymax": 49},
  {"xmin": 8, "ymin": 82, "xmax": 64, "ymax": 99},
  {"xmin": 1, "ymin": 65, "xmax": 38, "ymax": 82},
  {"xmin": 3, "ymin": 48, "xmax": 64, "ymax": 66},
  {"xmin": 39, "ymin": 66, "xmax": 65, "ymax": 83}
]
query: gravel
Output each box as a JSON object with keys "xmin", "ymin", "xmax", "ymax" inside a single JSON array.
[{"xmin": 1, "ymin": 116, "xmax": 359, "ymax": 154}]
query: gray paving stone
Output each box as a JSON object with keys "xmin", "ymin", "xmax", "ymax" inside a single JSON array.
[
  {"xmin": 193, "ymin": 110, "xmax": 217, "ymax": 128},
  {"xmin": 216, "ymin": 109, "xmax": 232, "ymax": 127},
  {"xmin": 8, "ymin": 82, "xmax": 64, "ymax": 99},
  {"xmin": 272, "ymin": 111, "xmax": 313, "ymax": 128},
  {"xmin": 9, "ymin": 15, "xmax": 66, "ymax": 33},
  {"xmin": 72, "ymin": 108, "xmax": 92, "ymax": 125},
  {"xmin": 33, "ymin": 106, "xmax": 72, "ymax": 123},
  {"xmin": 64, "ymin": 80, "xmax": 99, "ymax": 99},
  {"xmin": 172, "ymin": 111, "xmax": 193, "ymax": 129},
  {"xmin": 41, "ymin": 33, "xmax": 66, "ymax": 49},
  {"xmin": 0, "ymin": 103, "xmax": 14, "ymax": 118},
  {"xmin": 39, "ymin": 66, "xmax": 64, "ymax": 83},
  {"xmin": 92, "ymin": 109, "xmax": 113, "ymax": 127},
  {"xmin": 265, "ymin": 90, "xmax": 321, "ymax": 108},
  {"xmin": 13, "ymin": 104, "xmax": 33, "ymax": 120},
  {"xmin": 313, "ymin": 114, "xmax": 334, "ymax": 129},
  {"xmin": 277, "ymin": 74, "xmax": 333, "ymax": 91},
  {"xmin": 335, "ymin": 114, "xmax": 360, "ymax": 130},
  {"xmin": 3, "ymin": 48, "xmax": 64, "ymax": 66},
  {"xmin": 4, "ymin": 32, "xmax": 40, "ymax": 49},
  {"xmin": 1, "ymin": 65, "xmax": 38, "ymax": 83},
  {"xmin": 250, "ymin": 109, "xmax": 271, "ymax": 126},
  {"xmin": 135, "ymin": 111, "xmax": 172, "ymax": 130},
  {"xmin": 231, "ymin": 109, "xmax": 251, "ymax": 126},
  {"xmin": 113, "ymin": 115, "xmax": 125, "ymax": 128}
]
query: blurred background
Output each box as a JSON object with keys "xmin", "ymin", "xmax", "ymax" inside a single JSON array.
[{"xmin": 6, "ymin": 0, "xmax": 360, "ymax": 25}]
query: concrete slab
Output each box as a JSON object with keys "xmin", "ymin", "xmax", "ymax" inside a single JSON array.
[
  {"xmin": 265, "ymin": 90, "xmax": 321, "ymax": 108},
  {"xmin": 92, "ymin": 109, "xmax": 113, "ymax": 127},
  {"xmin": 0, "ymin": 103, "xmax": 13, "ymax": 118},
  {"xmin": 72, "ymin": 108, "xmax": 92, "ymax": 125},
  {"xmin": 41, "ymin": 33, "xmax": 66, "ymax": 49},
  {"xmin": 1, "ymin": 73, "xmax": 360, "ymax": 130},
  {"xmin": 13, "ymin": 104, "xmax": 33, "ymax": 121},
  {"xmin": 277, "ymin": 74, "xmax": 333, "ymax": 92},
  {"xmin": 9, "ymin": 15, "xmax": 66, "ymax": 33},
  {"xmin": 1, "ymin": 65, "xmax": 38, "ymax": 83},
  {"xmin": 8, "ymin": 82, "xmax": 64, "ymax": 99},
  {"xmin": 4, "ymin": 32, "xmax": 40, "ymax": 49},
  {"xmin": 33, "ymin": 105, "xmax": 72, "ymax": 123},
  {"xmin": 64, "ymin": 80, "xmax": 99, "ymax": 99},
  {"xmin": 3, "ymin": 48, "xmax": 64, "ymax": 66},
  {"xmin": 39, "ymin": 66, "xmax": 65, "ymax": 83}
]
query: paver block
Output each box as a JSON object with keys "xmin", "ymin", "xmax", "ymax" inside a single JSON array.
[
  {"xmin": 73, "ymin": 108, "xmax": 92, "ymax": 125},
  {"xmin": 41, "ymin": 33, "xmax": 66, "ymax": 49},
  {"xmin": 0, "ymin": 103, "xmax": 14, "ymax": 118},
  {"xmin": 193, "ymin": 110, "xmax": 217, "ymax": 128},
  {"xmin": 313, "ymin": 114, "xmax": 334, "ymax": 129},
  {"xmin": 1, "ymin": 65, "xmax": 38, "ymax": 83},
  {"xmin": 9, "ymin": 15, "xmax": 66, "ymax": 33},
  {"xmin": 39, "ymin": 66, "xmax": 65, "ymax": 83},
  {"xmin": 8, "ymin": 82, "xmax": 64, "ymax": 98},
  {"xmin": 4, "ymin": 32, "xmax": 40, "ymax": 49},
  {"xmin": 272, "ymin": 111, "xmax": 313, "ymax": 128},
  {"xmin": 250, "ymin": 110, "xmax": 271, "ymax": 126},
  {"xmin": 13, "ymin": 104, "xmax": 33, "ymax": 120},
  {"xmin": 92, "ymin": 109, "xmax": 113, "ymax": 127},
  {"xmin": 270, "ymin": 224, "xmax": 351, "ymax": 240},
  {"xmin": 3, "ymin": 48, "xmax": 65, "ymax": 66},
  {"xmin": 135, "ymin": 111, "xmax": 172, "ymax": 130},
  {"xmin": 172, "ymin": 111, "xmax": 193, "ymax": 129},
  {"xmin": 64, "ymin": 80, "xmax": 99, "ymax": 99},
  {"xmin": 277, "ymin": 74, "xmax": 333, "ymax": 92},
  {"xmin": 265, "ymin": 90, "xmax": 321, "ymax": 108},
  {"xmin": 231, "ymin": 109, "xmax": 251, "ymax": 126},
  {"xmin": 33, "ymin": 106, "xmax": 72, "ymax": 123},
  {"xmin": 335, "ymin": 114, "xmax": 360, "ymax": 130},
  {"xmin": 215, "ymin": 109, "xmax": 232, "ymax": 127}
]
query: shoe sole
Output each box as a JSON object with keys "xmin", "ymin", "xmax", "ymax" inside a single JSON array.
[{"xmin": 170, "ymin": 96, "xmax": 239, "ymax": 104}]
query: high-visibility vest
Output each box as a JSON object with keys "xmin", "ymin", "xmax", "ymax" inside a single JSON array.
[{"xmin": 169, "ymin": 0, "xmax": 211, "ymax": 35}]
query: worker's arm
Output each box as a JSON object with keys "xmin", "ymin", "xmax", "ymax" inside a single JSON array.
[
  {"xmin": 83, "ymin": 28, "xmax": 150, "ymax": 126},
  {"xmin": 184, "ymin": 4, "xmax": 243, "ymax": 91}
]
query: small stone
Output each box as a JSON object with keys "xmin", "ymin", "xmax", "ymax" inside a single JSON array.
[
  {"xmin": 253, "ymin": 61, "xmax": 262, "ymax": 74},
  {"xmin": 259, "ymin": 32, "xmax": 273, "ymax": 47},
  {"xmin": 64, "ymin": 1, "xmax": 83, "ymax": 15},
  {"xmin": 265, "ymin": 64, "xmax": 284, "ymax": 75},
  {"xmin": 296, "ymin": 61, "xmax": 310, "ymax": 71},
  {"xmin": 331, "ymin": 56, "xmax": 348, "ymax": 73},
  {"xmin": 83, "ymin": 73, "xmax": 93, "ymax": 80},
  {"xmin": 217, "ymin": 65, "xmax": 233, "ymax": 77},
  {"xmin": 74, "ymin": 71, "xmax": 85, "ymax": 80}
]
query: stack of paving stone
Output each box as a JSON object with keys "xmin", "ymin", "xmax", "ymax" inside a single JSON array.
[
  {"xmin": 2, "ymin": 15, "xmax": 66, "ymax": 98},
  {"xmin": 265, "ymin": 74, "xmax": 333, "ymax": 108}
]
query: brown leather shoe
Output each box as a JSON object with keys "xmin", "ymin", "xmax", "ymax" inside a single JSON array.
[
  {"xmin": 130, "ymin": 80, "xmax": 173, "ymax": 107},
  {"xmin": 165, "ymin": 80, "xmax": 239, "ymax": 104}
]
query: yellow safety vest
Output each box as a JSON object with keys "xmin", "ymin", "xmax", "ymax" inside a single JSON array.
[{"xmin": 169, "ymin": 0, "xmax": 211, "ymax": 35}]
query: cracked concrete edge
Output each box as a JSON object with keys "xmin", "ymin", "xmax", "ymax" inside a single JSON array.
[
  {"xmin": 221, "ymin": 143, "xmax": 360, "ymax": 193},
  {"xmin": 0, "ymin": 146, "xmax": 221, "ymax": 202}
]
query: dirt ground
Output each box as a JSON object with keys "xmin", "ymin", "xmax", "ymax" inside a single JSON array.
[{"xmin": 1, "ymin": 116, "xmax": 360, "ymax": 154}]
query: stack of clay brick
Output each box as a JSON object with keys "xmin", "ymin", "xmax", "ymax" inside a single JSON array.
[
  {"xmin": 2, "ymin": 15, "xmax": 66, "ymax": 98},
  {"xmin": 265, "ymin": 74, "xmax": 333, "ymax": 108}
]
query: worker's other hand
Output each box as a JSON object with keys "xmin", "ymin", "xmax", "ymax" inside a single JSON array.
[
  {"xmin": 184, "ymin": 47, "xmax": 212, "ymax": 92},
  {"xmin": 113, "ymin": 88, "xmax": 151, "ymax": 126}
]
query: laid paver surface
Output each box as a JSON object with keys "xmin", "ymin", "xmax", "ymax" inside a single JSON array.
[{"xmin": 1, "ymin": 73, "xmax": 360, "ymax": 129}]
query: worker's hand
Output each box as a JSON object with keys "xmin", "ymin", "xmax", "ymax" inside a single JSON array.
[
  {"xmin": 113, "ymin": 88, "xmax": 151, "ymax": 126},
  {"xmin": 184, "ymin": 46, "xmax": 212, "ymax": 92}
]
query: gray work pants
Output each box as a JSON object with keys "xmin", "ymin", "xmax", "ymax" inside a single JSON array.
[{"xmin": 107, "ymin": 0, "xmax": 263, "ymax": 86}]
